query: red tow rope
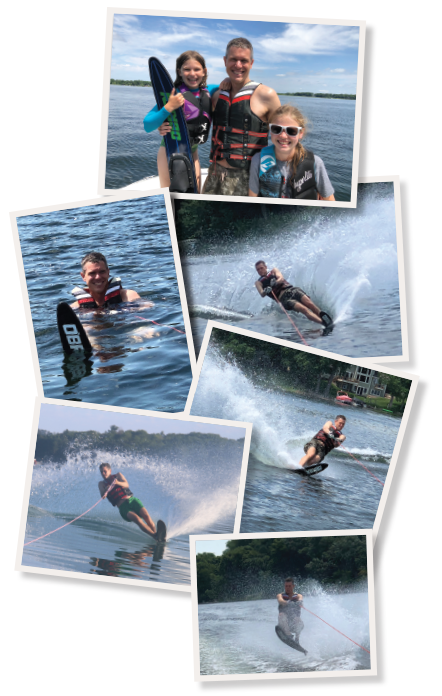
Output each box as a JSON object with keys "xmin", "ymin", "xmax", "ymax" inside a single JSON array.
[
  {"xmin": 271, "ymin": 290, "xmax": 308, "ymax": 346},
  {"xmin": 302, "ymin": 605, "xmax": 370, "ymax": 654},
  {"xmin": 339, "ymin": 444, "xmax": 385, "ymax": 486}
]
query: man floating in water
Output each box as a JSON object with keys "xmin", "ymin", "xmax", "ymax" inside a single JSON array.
[
  {"xmin": 71, "ymin": 252, "xmax": 141, "ymax": 309},
  {"xmin": 98, "ymin": 463, "xmax": 166, "ymax": 541},
  {"xmin": 254, "ymin": 261, "xmax": 332, "ymax": 328},
  {"xmin": 276, "ymin": 577, "xmax": 307, "ymax": 652},
  {"xmin": 299, "ymin": 416, "xmax": 346, "ymax": 468}
]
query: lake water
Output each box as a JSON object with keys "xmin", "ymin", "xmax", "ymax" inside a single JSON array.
[
  {"xmin": 180, "ymin": 182, "xmax": 402, "ymax": 360},
  {"xmin": 16, "ymin": 195, "xmax": 192, "ymax": 412},
  {"xmin": 198, "ymin": 592, "xmax": 370, "ymax": 675},
  {"xmin": 190, "ymin": 347, "xmax": 403, "ymax": 532},
  {"xmin": 22, "ymin": 448, "xmax": 241, "ymax": 587},
  {"xmin": 105, "ymin": 85, "xmax": 355, "ymax": 201}
]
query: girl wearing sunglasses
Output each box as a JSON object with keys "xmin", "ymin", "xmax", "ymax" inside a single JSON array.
[{"xmin": 248, "ymin": 104, "xmax": 335, "ymax": 201}]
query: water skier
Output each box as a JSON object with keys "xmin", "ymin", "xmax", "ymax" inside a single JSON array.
[
  {"xmin": 254, "ymin": 261, "xmax": 333, "ymax": 327},
  {"xmin": 299, "ymin": 416, "xmax": 346, "ymax": 468},
  {"xmin": 202, "ymin": 37, "xmax": 281, "ymax": 197},
  {"xmin": 277, "ymin": 577, "xmax": 305, "ymax": 644},
  {"xmin": 98, "ymin": 463, "xmax": 166, "ymax": 541},
  {"xmin": 248, "ymin": 104, "xmax": 335, "ymax": 200},
  {"xmin": 70, "ymin": 252, "xmax": 141, "ymax": 310}
]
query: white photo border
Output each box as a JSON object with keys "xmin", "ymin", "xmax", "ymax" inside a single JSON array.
[{"xmin": 98, "ymin": 9, "xmax": 366, "ymax": 209}]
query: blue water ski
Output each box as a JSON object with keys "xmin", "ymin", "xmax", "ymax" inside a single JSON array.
[{"xmin": 148, "ymin": 56, "xmax": 197, "ymax": 193}]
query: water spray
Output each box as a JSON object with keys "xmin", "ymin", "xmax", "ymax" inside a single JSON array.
[{"xmin": 302, "ymin": 605, "xmax": 370, "ymax": 654}]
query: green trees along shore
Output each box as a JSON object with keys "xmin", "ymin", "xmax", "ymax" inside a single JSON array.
[
  {"xmin": 210, "ymin": 328, "xmax": 412, "ymax": 414},
  {"xmin": 196, "ymin": 535, "xmax": 367, "ymax": 603}
]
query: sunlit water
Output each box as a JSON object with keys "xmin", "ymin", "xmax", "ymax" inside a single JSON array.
[
  {"xmin": 180, "ymin": 182, "xmax": 402, "ymax": 359},
  {"xmin": 22, "ymin": 448, "xmax": 243, "ymax": 585},
  {"xmin": 105, "ymin": 86, "xmax": 354, "ymax": 201},
  {"xmin": 198, "ymin": 591, "xmax": 370, "ymax": 675},
  {"xmin": 16, "ymin": 195, "xmax": 192, "ymax": 411},
  {"xmin": 190, "ymin": 348, "xmax": 402, "ymax": 532}
]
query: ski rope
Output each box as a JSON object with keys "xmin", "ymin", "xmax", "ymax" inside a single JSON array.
[
  {"xmin": 134, "ymin": 315, "xmax": 185, "ymax": 334},
  {"xmin": 339, "ymin": 444, "xmax": 385, "ymax": 486},
  {"xmin": 23, "ymin": 481, "xmax": 116, "ymax": 547},
  {"xmin": 302, "ymin": 605, "xmax": 370, "ymax": 654},
  {"xmin": 271, "ymin": 290, "xmax": 308, "ymax": 346}
]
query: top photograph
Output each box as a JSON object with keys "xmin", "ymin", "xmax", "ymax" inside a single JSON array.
[{"xmin": 99, "ymin": 11, "xmax": 365, "ymax": 208}]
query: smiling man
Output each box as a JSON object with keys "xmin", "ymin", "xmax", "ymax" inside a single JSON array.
[
  {"xmin": 203, "ymin": 37, "xmax": 281, "ymax": 197},
  {"xmin": 70, "ymin": 252, "xmax": 140, "ymax": 309}
]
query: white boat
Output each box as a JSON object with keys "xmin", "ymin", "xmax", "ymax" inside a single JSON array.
[{"xmin": 123, "ymin": 168, "xmax": 209, "ymax": 192}]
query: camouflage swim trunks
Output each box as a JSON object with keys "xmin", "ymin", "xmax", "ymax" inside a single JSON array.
[
  {"xmin": 303, "ymin": 438, "xmax": 326, "ymax": 462},
  {"xmin": 279, "ymin": 286, "xmax": 307, "ymax": 311},
  {"xmin": 202, "ymin": 163, "xmax": 250, "ymax": 197}
]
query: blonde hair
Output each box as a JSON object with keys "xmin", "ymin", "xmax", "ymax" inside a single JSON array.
[
  {"xmin": 174, "ymin": 51, "xmax": 208, "ymax": 90},
  {"xmin": 268, "ymin": 105, "xmax": 309, "ymax": 185}
]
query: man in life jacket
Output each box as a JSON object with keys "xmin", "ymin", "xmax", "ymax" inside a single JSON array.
[
  {"xmin": 299, "ymin": 416, "xmax": 346, "ymax": 468},
  {"xmin": 254, "ymin": 261, "xmax": 333, "ymax": 327},
  {"xmin": 70, "ymin": 252, "xmax": 140, "ymax": 309},
  {"xmin": 202, "ymin": 38, "xmax": 281, "ymax": 197},
  {"xmin": 98, "ymin": 463, "xmax": 165, "ymax": 541},
  {"xmin": 277, "ymin": 577, "xmax": 305, "ymax": 644}
]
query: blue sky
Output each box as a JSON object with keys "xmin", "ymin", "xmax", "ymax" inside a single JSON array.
[
  {"xmin": 111, "ymin": 14, "xmax": 360, "ymax": 94},
  {"xmin": 196, "ymin": 539, "xmax": 228, "ymax": 556},
  {"xmin": 38, "ymin": 403, "xmax": 245, "ymax": 439}
]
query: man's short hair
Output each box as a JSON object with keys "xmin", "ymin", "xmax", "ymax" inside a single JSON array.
[
  {"xmin": 336, "ymin": 415, "xmax": 347, "ymax": 422},
  {"xmin": 225, "ymin": 38, "xmax": 254, "ymax": 60},
  {"xmin": 285, "ymin": 577, "xmax": 294, "ymax": 584},
  {"xmin": 99, "ymin": 462, "xmax": 111, "ymax": 472},
  {"xmin": 255, "ymin": 260, "xmax": 266, "ymax": 268},
  {"xmin": 81, "ymin": 252, "xmax": 109, "ymax": 271}
]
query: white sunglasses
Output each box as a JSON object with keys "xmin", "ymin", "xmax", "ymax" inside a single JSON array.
[{"xmin": 269, "ymin": 124, "xmax": 303, "ymax": 137}]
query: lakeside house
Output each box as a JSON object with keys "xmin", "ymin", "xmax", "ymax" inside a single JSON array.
[{"xmin": 335, "ymin": 367, "xmax": 387, "ymax": 398}]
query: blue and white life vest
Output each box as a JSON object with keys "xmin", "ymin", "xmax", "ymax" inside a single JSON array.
[{"xmin": 258, "ymin": 144, "xmax": 317, "ymax": 199}]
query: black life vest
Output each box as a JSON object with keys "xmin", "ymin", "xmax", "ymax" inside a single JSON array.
[
  {"xmin": 106, "ymin": 475, "xmax": 133, "ymax": 507},
  {"xmin": 314, "ymin": 428, "xmax": 343, "ymax": 455},
  {"xmin": 279, "ymin": 593, "xmax": 302, "ymax": 617},
  {"xmin": 210, "ymin": 81, "xmax": 269, "ymax": 169},
  {"xmin": 71, "ymin": 277, "xmax": 122, "ymax": 309},
  {"xmin": 178, "ymin": 84, "xmax": 212, "ymax": 145},
  {"xmin": 258, "ymin": 144, "xmax": 317, "ymax": 199},
  {"xmin": 259, "ymin": 271, "xmax": 291, "ymax": 301}
]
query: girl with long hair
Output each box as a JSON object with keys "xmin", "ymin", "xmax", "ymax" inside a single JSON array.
[{"xmin": 248, "ymin": 104, "xmax": 335, "ymax": 201}]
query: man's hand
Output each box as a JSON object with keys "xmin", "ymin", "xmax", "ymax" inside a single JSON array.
[
  {"xmin": 219, "ymin": 78, "xmax": 232, "ymax": 92},
  {"xmin": 262, "ymin": 286, "xmax": 273, "ymax": 296}
]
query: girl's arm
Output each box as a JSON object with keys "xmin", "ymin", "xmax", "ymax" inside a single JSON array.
[
  {"xmin": 314, "ymin": 156, "xmax": 336, "ymax": 201},
  {"xmin": 143, "ymin": 104, "xmax": 170, "ymax": 134}
]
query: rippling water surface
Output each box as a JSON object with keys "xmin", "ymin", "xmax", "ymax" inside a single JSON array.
[
  {"xmin": 105, "ymin": 86, "xmax": 355, "ymax": 201},
  {"xmin": 16, "ymin": 195, "xmax": 192, "ymax": 411}
]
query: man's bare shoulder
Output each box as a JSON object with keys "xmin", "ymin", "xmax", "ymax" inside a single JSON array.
[{"xmin": 255, "ymin": 84, "xmax": 279, "ymax": 103}]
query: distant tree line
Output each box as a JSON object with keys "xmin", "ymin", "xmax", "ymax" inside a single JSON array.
[
  {"xmin": 211, "ymin": 328, "xmax": 412, "ymax": 412},
  {"xmin": 278, "ymin": 92, "xmax": 356, "ymax": 100},
  {"xmin": 197, "ymin": 536, "xmax": 367, "ymax": 603},
  {"xmin": 35, "ymin": 426, "xmax": 244, "ymax": 464},
  {"xmin": 174, "ymin": 197, "xmax": 299, "ymax": 243},
  {"xmin": 110, "ymin": 79, "xmax": 152, "ymax": 87}
]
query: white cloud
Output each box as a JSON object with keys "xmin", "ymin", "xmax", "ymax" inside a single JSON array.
[
  {"xmin": 330, "ymin": 68, "xmax": 345, "ymax": 73},
  {"xmin": 276, "ymin": 74, "xmax": 286, "ymax": 77},
  {"xmin": 259, "ymin": 23, "xmax": 360, "ymax": 56}
]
